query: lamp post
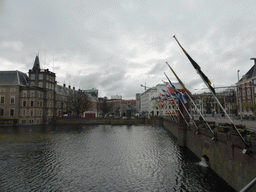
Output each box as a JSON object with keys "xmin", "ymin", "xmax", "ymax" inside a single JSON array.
[{"xmin": 237, "ymin": 70, "xmax": 243, "ymax": 121}]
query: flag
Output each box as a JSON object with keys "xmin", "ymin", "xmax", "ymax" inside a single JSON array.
[
  {"xmin": 173, "ymin": 35, "xmax": 215, "ymax": 94},
  {"xmin": 163, "ymin": 81, "xmax": 185, "ymax": 94},
  {"xmin": 166, "ymin": 62, "xmax": 194, "ymax": 98},
  {"xmin": 162, "ymin": 89, "xmax": 177, "ymax": 102},
  {"xmin": 164, "ymin": 73, "xmax": 187, "ymax": 104}
]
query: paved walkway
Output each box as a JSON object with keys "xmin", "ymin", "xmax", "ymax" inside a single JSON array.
[{"xmin": 193, "ymin": 114, "xmax": 256, "ymax": 131}]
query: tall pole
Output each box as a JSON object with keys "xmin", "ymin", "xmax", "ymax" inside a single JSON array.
[
  {"xmin": 173, "ymin": 36, "xmax": 249, "ymax": 150},
  {"xmin": 165, "ymin": 63, "xmax": 215, "ymax": 137},
  {"xmin": 163, "ymin": 81, "xmax": 189, "ymax": 127},
  {"xmin": 237, "ymin": 70, "xmax": 243, "ymax": 122},
  {"xmin": 197, "ymin": 69, "xmax": 249, "ymax": 147}
]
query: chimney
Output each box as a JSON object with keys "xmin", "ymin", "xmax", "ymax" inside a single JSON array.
[
  {"xmin": 63, "ymin": 84, "xmax": 66, "ymax": 87},
  {"xmin": 73, "ymin": 87, "xmax": 75, "ymax": 90},
  {"xmin": 69, "ymin": 85, "xmax": 71, "ymax": 89}
]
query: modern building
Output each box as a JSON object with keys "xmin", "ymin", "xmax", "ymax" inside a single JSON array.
[{"xmin": 140, "ymin": 83, "xmax": 180, "ymax": 117}]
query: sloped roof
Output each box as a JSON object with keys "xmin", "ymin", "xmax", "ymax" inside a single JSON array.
[
  {"xmin": 0, "ymin": 70, "xmax": 29, "ymax": 86},
  {"xmin": 55, "ymin": 85, "xmax": 72, "ymax": 95},
  {"xmin": 55, "ymin": 85, "xmax": 98, "ymax": 101},
  {"xmin": 238, "ymin": 64, "xmax": 256, "ymax": 82},
  {"xmin": 32, "ymin": 55, "xmax": 40, "ymax": 71}
]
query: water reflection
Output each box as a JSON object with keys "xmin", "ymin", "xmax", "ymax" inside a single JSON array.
[{"xmin": 0, "ymin": 125, "xmax": 235, "ymax": 191}]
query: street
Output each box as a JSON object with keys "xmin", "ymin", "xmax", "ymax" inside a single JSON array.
[{"xmin": 193, "ymin": 113, "xmax": 256, "ymax": 131}]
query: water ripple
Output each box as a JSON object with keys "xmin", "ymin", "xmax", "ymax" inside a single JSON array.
[{"xmin": 0, "ymin": 125, "xmax": 235, "ymax": 191}]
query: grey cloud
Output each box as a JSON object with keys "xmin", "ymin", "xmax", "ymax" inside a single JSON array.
[{"xmin": 1, "ymin": 0, "xmax": 256, "ymax": 98}]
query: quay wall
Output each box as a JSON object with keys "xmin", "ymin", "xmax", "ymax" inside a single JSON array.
[
  {"xmin": 55, "ymin": 116, "xmax": 256, "ymax": 191},
  {"xmin": 162, "ymin": 116, "xmax": 256, "ymax": 192}
]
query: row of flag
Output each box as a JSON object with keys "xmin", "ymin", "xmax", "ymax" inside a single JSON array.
[{"xmin": 159, "ymin": 35, "xmax": 249, "ymax": 149}]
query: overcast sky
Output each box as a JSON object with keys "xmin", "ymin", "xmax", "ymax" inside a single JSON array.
[{"xmin": 1, "ymin": 0, "xmax": 256, "ymax": 99}]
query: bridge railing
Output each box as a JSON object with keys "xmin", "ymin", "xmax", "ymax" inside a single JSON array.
[{"xmin": 240, "ymin": 177, "xmax": 256, "ymax": 192}]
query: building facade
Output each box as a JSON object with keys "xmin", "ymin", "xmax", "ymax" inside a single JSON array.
[
  {"xmin": 0, "ymin": 56, "xmax": 98, "ymax": 125},
  {"xmin": 140, "ymin": 83, "xmax": 181, "ymax": 117},
  {"xmin": 236, "ymin": 59, "xmax": 256, "ymax": 117}
]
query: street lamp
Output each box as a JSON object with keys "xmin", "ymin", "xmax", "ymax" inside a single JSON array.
[{"xmin": 237, "ymin": 70, "xmax": 243, "ymax": 121}]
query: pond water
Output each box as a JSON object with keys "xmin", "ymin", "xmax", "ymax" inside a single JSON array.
[{"xmin": 0, "ymin": 125, "xmax": 235, "ymax": 191}]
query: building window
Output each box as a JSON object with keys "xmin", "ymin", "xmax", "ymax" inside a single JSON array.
[
  {"xmin": 31, "ymin": 74, "xmax": 35, "ymax": 80},
  {"xmin": 10, "ymin": 96, "xmax": 15, "ymax": 104},
  {"xmin": 31, "ymin": 101, "xmax": 34, "ymax": 107},
  {"xmin": 30, "ymin": 81, "xmax": 35, "ymax": 86},
  {"xmin": 0, "ymin": 108, "xmax": 4, "ymax": 116},
  {"xmin": 31, "ymin": 110, "xmax": 33, "ymax": 117},
  {"xmin": 39, "ymin": 82, "xmax": 43, "ymax": 88},
  {"xmin": 10, "ymin": 88, "xmax": 16, "ymax": 92},
  {"xmin": 23, "ymin": 91, "xmax": 27, "ymax": 97},
  {"xmin": 39, "ymin": 74, "xmax": 43, "ymax": 80},
  {"xmin": 23, "ymin": 110, "xmax": 26, "ymax": 117},
  {"xmin": 0, "ymin": 88, "xmax": 5, "ymax": 92},
  {"xmin": 22, "ymin": 120, "xmax": 26, "ymax": 124},
  {"xmin": 30, "ymin": 91, "xmax": 35, "ymax": 97},
  {"xmin": 23, "ymin": 101, "xmax": 26, "ymax": 107},
  {"xmin": 10, "ymin": 109, "xmax": 14, "ymax": 116},
  {"xmin": 1, "ymin": 96, "xmax": 5, "ymax": 104}
]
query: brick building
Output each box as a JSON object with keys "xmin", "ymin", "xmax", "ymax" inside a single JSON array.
[
  {"xmin": 236, "ymin": 59, "xmax": 256, "ymax": 117},
  {"xmin": 0, "ymin": 56, "xmax": 98, "ymax": 125}
]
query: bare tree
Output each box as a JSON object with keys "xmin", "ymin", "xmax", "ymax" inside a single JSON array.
[
  {"xmin": 68, "ymin": 90, "xmax": 92, "ymax": 116},
  {"xmin": 99, "ymin": 98, "xmax": 112, "ymax": 117}
]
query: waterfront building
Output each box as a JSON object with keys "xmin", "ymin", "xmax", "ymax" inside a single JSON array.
[
  {"xmin": 0, "ymin": 56, "xmax": 98, "ymax": 125},
  {"xmin": 135, "ymin": 93, "xmax": 141, "ymax": 113},
  {"xmin": 192, "ymin": 88, "xmax": 236, "ymax": 115},
  {"xmin": 236, "ymin": 58, "xmax": 256, "ymax": 117},
  {"xmin": 110, "ymin": 99, "xmax": 136, "ymax": 117},
  {"xmin": 140, "ymin": 83, "xmax": 180, "ymax": 117},
  {"xmin": 0, "ymin": 71, "xmax": 29, "ymax": 124},
  {"xmin": 140, "ymin": 86, "xmax": 157, "ymax": 115}
]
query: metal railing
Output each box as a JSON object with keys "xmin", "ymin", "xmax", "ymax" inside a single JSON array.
[{"xmin": 240, "ymin": 177, "xmax": 256, "ymax": 192}]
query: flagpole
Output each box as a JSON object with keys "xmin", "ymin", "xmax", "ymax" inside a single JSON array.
[
  {"xmin": 161, "ymin": 90, "xmax": 179, "ymax": 122},
  {"xmin": 173, "ymin": 36, "xmax": 250, "ymax": 149},
  {"xmin": 168, "ymin": 100, "xmax": 179, "ymax": 123},
  {"xmin": 164, "ymin": 73, "xmax": 200, "ymax": 132},
  {"xmin": 163, "ymin": 81, "xmax": 189, "ymax": 127},
  {"xmin": 166, "ymin": 62, "xmax": 216, "ymax": 139},
  {"xmin": 197, "ymin": 69, "xmax": 249, "ymax": 147},
  {"xmin": 166, "ymin": 102, "xmax": 179, "ymax": 123}
]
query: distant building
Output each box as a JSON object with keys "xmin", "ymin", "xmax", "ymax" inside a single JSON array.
[
  {"xmin": 140, "ymin": 86, "xmax": 157, "ymax": 114},
  {"xmin": 140, "ymin": 83, "xmax": 180, "ymax": 117},
  {"xmin": 110, "ymin": 99, "xmax": 136, "ymax": 117},
  {"xmin": 84, "ymin": 88, "xmax": 98, "ymax": 98},
  {"xmin": 135, "ymin": 93, "xmax": 141, "ymax": 113},
  {"xmin": 111, "ymin": 95, "xmax": 122, "ymax": 100}
]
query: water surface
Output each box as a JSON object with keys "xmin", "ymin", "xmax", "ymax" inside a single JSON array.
[{"xmin": 0, "ymin": 125, "xmax": 235, "ymax": 191}]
